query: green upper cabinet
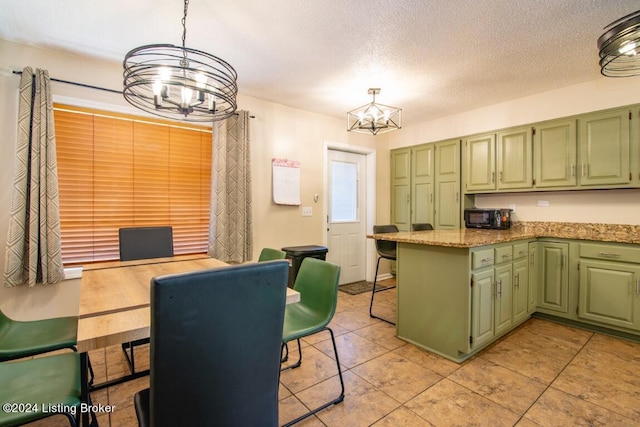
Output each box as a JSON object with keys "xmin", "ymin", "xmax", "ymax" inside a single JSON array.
[
  {"xmin": 463, "ymin": 133, "xmax": 495, "ymax": 192},
  {"xmin": 434, "ymin": 140, "xmax": 461, "ymax": 229},
  {"xmin": 533, "ymin": 119, "xmax": 577, "ymax": 188},
  {"xmin": 578, "ymin": 108, "xmax": 631, "ymax": 187},
  {"xmin": 390, "ymin": 148, "xmax": 411, "ymax": 231},
  {"xmin": 496, "ymin": 127, "xmax": 533, "ymax": 190},
  {"xmin": 411, "ymin": 144, "xmax": 435, "ymax": 228}
]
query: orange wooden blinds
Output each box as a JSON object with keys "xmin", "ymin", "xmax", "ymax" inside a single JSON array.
[{"xmin": 54, "ymin": 104, "xmax": 212, "ymax": 265}]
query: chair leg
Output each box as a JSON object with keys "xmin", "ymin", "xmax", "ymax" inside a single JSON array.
[
  {"xmin": 282, "ymin": 327, "xmax": 344, "ymax": 426},
  {"xmin": 369, "ymin": 256, "xmax": 396, "ymax": 325},
  {"xmin": 121, "ymin": 342, "xmax": 136, "ymax": 374},
  {"xmin": 280, "ymin": 339, "xmax": 302, "ymax": 371}
]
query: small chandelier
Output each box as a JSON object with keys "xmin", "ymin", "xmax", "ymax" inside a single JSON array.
[
  {"xmin": 347, "ymin": 88, "xmax": 402, "ymax": 136},
  {"xmin": 122, "ymin": 0, "xmax": 238, "ymax": 122},
  {"xmin": 598, "ymin": 10, "xmax": 640, "ymax": 77}
]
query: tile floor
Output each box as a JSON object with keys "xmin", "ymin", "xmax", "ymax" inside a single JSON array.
[{"xmin": 33, "ymin": 278, "xmax": 640, "ymax": 426}]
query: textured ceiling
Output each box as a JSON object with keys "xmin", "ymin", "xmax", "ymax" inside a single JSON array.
[{"xmin": 0, "ymin": 0, "xmax": 639, "ymax": 127}]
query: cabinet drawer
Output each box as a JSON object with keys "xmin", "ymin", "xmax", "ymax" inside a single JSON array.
[
  {"xmin": 495, "ymin": 246, "xmax": 513, "ymax": 264},
  {"xmin": 513, "ymin": 243, "xmax": 529, "ymax": 259},
  {"xmin": 579, "ymin": 243, "xmax": 640, "ymax": 264},
  {"xmin": 472, "ymin": 249, "xmax": 495, "ymax": 269}
]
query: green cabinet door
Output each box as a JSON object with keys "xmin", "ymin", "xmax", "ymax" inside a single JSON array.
[
  {"xmin": 527, "ymin": 242, "xmax": 538, "ymax": 313},
  {"xmin": 391, "ymin": 148, "xmax": 411, "ymax": 231},
  {"xmin": 494, "ymin": 264, "xmax": 513, "ymax": 335},
  {"xmin": 464, "ymin": 133, "xmax": 495, "ymax": 192},
  {"xmin": 497, "ymin": 127, "xmax": 533, "ymax": 190},
  {"xmin": 578, "ymin": 259, "xmax": 640, "ymax": 331},
  {"xmin": 578, "ymin": 108, "xmax": 631, "ymax": 186},
  {"xmin": 434, "ymin": 140, "xmax": 460, "ymax": 229},
  {"xmin": 513, "ymin": 259, "xmax": 529, "ymax": 323},
  {"xmin": 534, "ymin": 119, "xmax": 577, "ymax": 188},
  {"xmin": 411, "ymin": 144, "xmax": 435, "ymax": 228},
  {"xmin": 471, "ymin": 269, "xmax": 495, "ymax": 348},
  {"xmin": 537, "ymin": 242, "xmax": 569, "ymax": 314}
]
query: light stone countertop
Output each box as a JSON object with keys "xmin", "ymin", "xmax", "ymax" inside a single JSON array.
[{"xmin": 368, "ymin": 222, "xmax": 640, "ymax": 248}]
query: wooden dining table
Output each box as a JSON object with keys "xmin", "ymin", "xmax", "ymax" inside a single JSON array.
[{"xmin": 77, "ymin": 254, "xmax": 300, "ymax": 352}]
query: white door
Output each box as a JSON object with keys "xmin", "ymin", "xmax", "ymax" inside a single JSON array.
[{"xmin": 326, "ymin": 150, "xmax": 366, "ymax": 285}]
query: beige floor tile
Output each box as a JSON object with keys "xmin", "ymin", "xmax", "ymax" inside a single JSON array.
[
  {"xmin": 351, "ymin": 351, "xmax": 442, "ymax": 403},
  {"xmin": 520, "ymin": 317, "xmax": 593, "ymax": 346},
  {"xmin": 585, "ymin": 332, "xmax": 640, "ymax": 362},
  {"xmin": 353, "ymin": 321, "xmax": 407, "ymax": 351},
  {"xmin": 448, "ymin": 357, "xmax": 547, "ymax": 415},
  {"xmin": 371, "ymin": 406, "xmax": 434, "ymax": 426},
  {"xmin": 314, "ymin": 331, "xmax": 389, "ymax": 369},
  {"xmin": 298, "ymin": 371, "xmax": 400, "ymax": 427},
  {"xmin": 523, "ymin": 387, "xmax": 640, "ymax": 426},
  {"xmin": 501, "ymin": 326, "xmax": 584, "ymax": 363},
  {"xmin": 279, "ymin": 345, "xmax": 342, "ymax": 394},
  {"xmin": 107, "ymin": 376, "xmax": 149, "ymax": 411},
  {"xmin": 332, "ymin": 309, "xmax": 382, "ymax": 331},
  {"xmin": 567, "ymin": 345, "xmax": 640, "ymax": 388},
  {"xmin": 479, "ymin": 338, "xmax": 569, "ymax": 384},
  {"xmin": 369, "ymin": 300, "xmax": 397, "ymax": 324},
  {"xmin": 405, "ymin": 378, "xmax": 521, "ymax": 426},
  {"xmin": 392, "ymin": 343, "xmax": 461, "ymax": 377},
  {"xmin": 278, "ymin": 394, "xmax": 325, "ymax": 426}
]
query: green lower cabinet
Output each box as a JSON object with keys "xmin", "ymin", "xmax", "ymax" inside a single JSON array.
[
  {"xmin": 471, "ymin": 269, "xmax": 495, "ymax": 349},
  {"xmin": 494, "ymin": 264, "xmax": 513, "ymax": 335},
  {"xmin": 537, "ymin": 242, "xmax": 569, "ymax": 314},
  {"xmin": 527, "ymin": 242, "xmax": 538, "ymax": 313},
  {"xmin": 578, "ymin": 259, "xmax": 640, "ymax": 331},
  {"xmin": 513, "ymin": 259, "xmax": 529, "ymax": 323}
]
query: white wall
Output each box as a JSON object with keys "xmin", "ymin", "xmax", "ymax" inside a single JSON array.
[
  {"xmin": 385, "ymin": 78, "xmax": 640, "ymax": 226},
  {"xmin": 0, "ymin": 39, "xmax": 379, "ymax": 318}
]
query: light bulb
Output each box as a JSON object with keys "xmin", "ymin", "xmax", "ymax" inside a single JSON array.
[
  {"xmin": 181, "ymin": 86, "xmax": 193, "ymax": 106},
  {"xmin": 619, "ymin": 41, "xmax": 637, "ymax": 56},
  {"xmin": 158, "ymin": 67, "xmax": 172, "ymax": 81},
  {"xmin": 195, "ymin": 72, "xmax": 207, "ymax": 89},
  {"xmin": 152, "ymin": 79, "xmax": 162, "ymax": 96}
]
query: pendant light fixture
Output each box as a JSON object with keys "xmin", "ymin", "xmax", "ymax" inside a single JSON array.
[
  {"xmin": 123, "ymin": 0, "xmax": 237, "ymax": 122},
  {"xmin": 598, "ymin": 10, "xmax": 640, "ymax": 77},
  {"xmin": 347, "ymin": 88, "xmax": 402, "ymax": 136}
]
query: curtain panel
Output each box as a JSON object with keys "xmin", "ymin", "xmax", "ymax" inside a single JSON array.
[
  {"xmin": 208, "ymin": 111, "xmax": 253, "ymax": 263},
  {"xmin": 3, "ymin": 67, "xmax": 64, "ymax": 287}
]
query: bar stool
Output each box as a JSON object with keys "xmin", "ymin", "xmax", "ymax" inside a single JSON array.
[{"xmin": 370, "ymin": 224, "xmax": 399, "ymax": 324}]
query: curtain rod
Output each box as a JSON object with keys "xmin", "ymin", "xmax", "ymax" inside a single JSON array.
[
  {"xmin": 10, "ymin": 69, "xmax": 254, "ymax": 118},
  {"xmin": 12, "ymin": 70, "xmax": 122, "ymax": 94}
]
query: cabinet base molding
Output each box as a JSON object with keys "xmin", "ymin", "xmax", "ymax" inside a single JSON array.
[{"xmin": 532, "ymin": 312, "xmax": 640, "ymax": 343}]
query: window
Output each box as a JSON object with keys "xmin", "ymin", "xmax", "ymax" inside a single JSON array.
[
  {"xmin": 54, "ymin": 104, "xmax": 212, "ymax": 265},
  {"xmin": 330, "ymin": 160, "xmax": 358, "ymax": 222}
]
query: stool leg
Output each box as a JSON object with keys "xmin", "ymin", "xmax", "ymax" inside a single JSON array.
[{"xmin": 369, "ymin": 256, "xmax": 396, "ymax": 325}]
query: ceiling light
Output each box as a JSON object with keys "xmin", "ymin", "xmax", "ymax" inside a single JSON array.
[
  {"xmin": 598, "ymin": 10, "xmax": 640, "ymax": 77},
  {"xmin": 347, "ymin": 88, "xmax": 402, "ymax": 136},
  {"xmin": 122, "ymin": 0, "xmax": 238, "ymax": 122}
]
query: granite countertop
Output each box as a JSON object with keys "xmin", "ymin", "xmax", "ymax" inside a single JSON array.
[{"xmin": 368, "ymin": 222, "xmax": 640, "ymax": 248}]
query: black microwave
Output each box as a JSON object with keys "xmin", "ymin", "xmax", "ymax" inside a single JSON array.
[{"xmin": 464, "ymin": 208, "xmax": 512, "ymax": 229}]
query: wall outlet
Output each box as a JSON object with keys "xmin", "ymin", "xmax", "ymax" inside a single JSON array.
[
  {"xmin": 301, "ymin": 207, "xmax": 313, "ymax": 216},
  {"xmin": 508, "ymin": 204, "xmax": 516, "ymax": 213},
  {"xmin": 537, "ymin": 200, "xmax": 550, "ymax": 207}
]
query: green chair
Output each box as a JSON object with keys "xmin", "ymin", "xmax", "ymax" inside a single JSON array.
[
  {"xmin": 281, "ymin": 258, "xmax": 344, "ymax": 426},
  {"xmin": 0, "ymin": 352, "xmax": 82, "ymax": 426},
  {"xmin": 0, "ymin": 309, "xmax": 77, "ymax": 362},
  {"xmin": 258, "ymin": 247, "xmax": 287, "ymax": 262}
]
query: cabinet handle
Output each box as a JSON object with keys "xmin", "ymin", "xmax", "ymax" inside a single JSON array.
[
  {"xmin": 637, "ymin": 279, "xmax": 640, "ymax": 295},
  {"xmin": 491, "ymin": 171, "xmax": 495, "ymax": 183},
  {"xmin": 597, "ymin": 251, "xmax": 621, "ymax": 258},
  {"xmin": 530, "ymin": 252, "xmax": 535, "ymax": 266},
  {"xmin": 515, "ymin": 272, "xmax": 520, "ymax": 288},
  {"xmin": 456, "ymin": 192, "xmax": 459, "ymax": 202},
  {"xmin": 581, "ymin": 163, "xmax": 585, "ymax": 177},
  {"xmin": 497, "ymin": 279, "xmax": 502, "ymax": 297},
  {"xmin": 430, "ymin": 193, "xmax": 433, "ymax": 203},
  {"xmin": 571, "ymin": 164, "xmax": 576, "ymax": 177},
  {"xmin": 502, "ymin": 254, "xmax": 511, "ymax": 260},
  {"xmin": 482, "ymin": 257, "xmax": 494, "ymax": 264},
  {"xmin": 500, "ymin": 171, "xmax": 504, "ymax": 182},
  {"xmin": 519, "ymin": 250, "xmax": 527, "ymax": 257}
]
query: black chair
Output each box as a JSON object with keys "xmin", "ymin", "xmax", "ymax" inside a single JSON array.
[
  {"xmin": 119, "ymin": 226, "xmax": 174, "ymax": 374},
  {"xmin": 133, "ymin": 260, "xmax": 289, "ymax": 427},
  {"xmin": 370, "ymin": 224, "xmax": 399, "ymax": 325},
  {"xmin": 411, "ymin": 223, "xmax": 434, "ymax": 231}
]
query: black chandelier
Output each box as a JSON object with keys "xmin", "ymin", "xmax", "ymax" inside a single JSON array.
[
  {"xmin": 347, "ymin": 88, "xmax": 402, "ymax": 136},
  {"xmin": 122, "ymin": 0, "xmax": 238, "ymax": 122},
  {"xmin": 598, "ymin": 10, "xmax": 640, "ymax": 77}
]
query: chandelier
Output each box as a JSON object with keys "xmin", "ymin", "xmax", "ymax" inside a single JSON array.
[
  {"xmin": 122, "ymin": 0, "xmax": 238, "ymax": 122},
  {"xmin": 347, "ymin": 88, "xmax": 402, "ymax": 135},
  {"xmin": 598, "ymin": 10, "xmax": 640, "ymax": 77}
]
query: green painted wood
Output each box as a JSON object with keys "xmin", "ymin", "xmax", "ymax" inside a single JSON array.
[
  {"xmin": 534, "ymin": 119, "xmax": 577, "ymax": 188},
  {"xmin": 494, "ymin": 263, "xmax": 513, "ymax": 335},
  {"xmin": 471, "ymin": 269, "xmax": 495, "ymax": 349},
  {"xmin": 497, "ymin": 127, "xmax": 533, "ymax": 190},
  {"xmin": 464, "ymin": 133, "xmax": 495, "ymax": 192},
  {"xmin": 434, "ymin": 140, "xmax": 461, "ymax": 229},
  {"xmin": 578, "ymin": 108, "xmax": 631, "ymax": 186},
  {"xmin": 527, "ymin": 242, "xmax": 538, "ymax": 314},
  {"xmin": 537, "ymin": 242, "xmax": 569, "ymax": 314},
  {"xmin": 578, "ymin": 259, "xmax": 640, "ymax": 331},
  {"xmin": 513, "ymin": 259, "xmax": 529, "ymax": 324},
  {"xmin": 391, "ymin": 148, "xmax": 411, "ymax": 231},
  {"xmin": 411, "ymin": 144, "xmax": 434, "ymax": 228}
]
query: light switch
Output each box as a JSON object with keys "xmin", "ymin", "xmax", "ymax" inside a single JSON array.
[{"xmin": 302, "ymin": 207, "xmax": 313, "ymax": 216}]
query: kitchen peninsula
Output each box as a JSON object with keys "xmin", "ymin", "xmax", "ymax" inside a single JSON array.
[{"xmin": 370, "ymin": 222, "xmax": 640, "ymax": 362}]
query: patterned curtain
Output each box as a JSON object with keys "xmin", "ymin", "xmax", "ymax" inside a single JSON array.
[
  {"xmin": 208, "ymin": 111, "xmax": 253, "ymax": 263},
  {"xmin": 3, "ymin": 67, "xmax": 64, "ymax": 287}
]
